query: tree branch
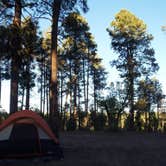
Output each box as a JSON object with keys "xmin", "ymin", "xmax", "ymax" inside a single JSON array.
[
  {"xmin": 1, "ymin": 0, "xmax": 14, "ymax": 8},
  {"xmin": 41, "ymin": 0, "xmax": 52, "ymax": 8}
]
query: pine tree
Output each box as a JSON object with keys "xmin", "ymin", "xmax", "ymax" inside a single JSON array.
[
  {"xmin": 35, "ymin": 0, "xmax": 88, "ymax": 135},
  {"xmin": 107, "ymin": 9, "xmax": 159, "ymax": 130},
  {"xmin": 0, "ymin": 0, "xmax": 38, "ymax": 113}
]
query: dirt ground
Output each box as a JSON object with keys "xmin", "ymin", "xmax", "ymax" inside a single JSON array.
[{"xmin": 1, "ymin": 131, "xmax": 166, "ymax": 166}]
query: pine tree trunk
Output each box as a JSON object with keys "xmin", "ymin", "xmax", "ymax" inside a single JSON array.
[
  {"xmin": 49, "ymin": 0, "xmax": 61, "ymax": 137},
  {"xmin": 83, "ymin": 58, "xmax": 86, "ymax": 112},
  {"xmin": 46, "ymin": 86, "xmax": 49, "ymax": 117},
  {"xmin": 157, "ymin": 104, "xmax": 160, "ymax": 130},
  {"xmin": 73, "ymin": 63, "xmax": 78, "ymax": 116},
  {"xmin": 60, "ymin": 71, "xmax": 63, "ymax": 119},
  {"xmin": 127, "ymin": 49, "xmax": 135, "ymax": 130},
  {"xmin": 0, "ymin": 65, "xmax": 1, "ymax": 107},
  {"xmin": 93, "ymin": 71, "xmax": 97, "ymax": 112},
  {"xmin": 129, "ymin": 77, "xmax": 134, "ymax": 130},
  {"xmin": 69, "ymin": 61, "xmax": 72, "ymax": 117},
  {"xmin": 145, "ymin": 111, "xmax": 148, "ymax": 131},
  {"xmin": 25, "ymin": 62, "xmax": 30, "ymax": 110},
  {"xmin": 21, "ymin": 87, "xmax": 25, "ymax": 110},
  {"xmin": 10, "ymin": 58, "xmax": 19, "ymax": 113},
  {"xmin": 46, "ymin": 65, "xmax": 49, "ymax": 116},
  {"xmin": 43, "ymin": 63, "xmax": 47, "ymax": 113},
  {"xmin": 10, "ymin": 0, "xmax": 21, "ymax": 114},
  {"xmin": 64, "ymin": 92, "xmax": 69, "ymax": 130},
  {"xmin": 40, "ymin": 71, "xmax": 43, "ymax": 113},
  {"xmin": 86, "ymin": 59, "xmax": 90, "ymax": 112}
]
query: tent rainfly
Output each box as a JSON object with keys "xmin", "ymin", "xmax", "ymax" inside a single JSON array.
[{"xmin": 0, "ymin": 110, "xmax": 63, "ymax": 159}]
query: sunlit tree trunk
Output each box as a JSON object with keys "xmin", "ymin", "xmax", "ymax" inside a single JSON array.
[
  {"xmin": 49, "ymin": 0, "xmax": 61, "ymax": 136},
  {"xmin": 10, "ymin": 0, "xmax": 21, "ymax": 114}
]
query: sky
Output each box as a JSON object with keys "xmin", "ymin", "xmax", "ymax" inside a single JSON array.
[
  {"xmin": 82, "ymin": 0, "xmax": 166, "ymax": 91},
  {"xmin": 1, "ymin": 0, "xmax": 166, "ymax": 112}
]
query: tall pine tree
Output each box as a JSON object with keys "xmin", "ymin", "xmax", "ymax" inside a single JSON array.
[{"xmin": 107, "ymin": 9, "xmax": 159, "ymax": 130}]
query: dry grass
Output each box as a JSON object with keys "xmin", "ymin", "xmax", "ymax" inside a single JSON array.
[{"xmin": 1, "ymin": 131, "xmax": 166, "ymax": 166}]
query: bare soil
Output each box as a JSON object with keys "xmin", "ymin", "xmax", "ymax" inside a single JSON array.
[{"xmin": 1, "ymin": 131, "xmax": 166, "ymax": 166}]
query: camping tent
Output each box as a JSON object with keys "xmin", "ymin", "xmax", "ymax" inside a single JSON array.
[{"xmin": 0, "ymin": 110, "xmax": 63, "ymax": 159}]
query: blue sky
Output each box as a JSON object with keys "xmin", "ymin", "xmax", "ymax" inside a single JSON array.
[
  {"xmin": 1, "ymin": 0, "xmax": 166, "ymax": 112},
  {"xmin": 82, "ymin": 0, "xmax": 166, "ymax": 92}
]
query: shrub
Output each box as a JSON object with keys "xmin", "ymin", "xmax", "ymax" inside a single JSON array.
[
  {"xmin": 90, "ymin": 111, "xmax": 107, "ymax": 131},
  {"xmin": 66, "ymin": 117, "xmax": 77, "ymax": 131}
]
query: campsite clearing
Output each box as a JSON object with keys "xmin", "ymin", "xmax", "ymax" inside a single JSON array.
[{"xmin": 1, "ymin": 131, "xmax": 166, "ymax": 166}]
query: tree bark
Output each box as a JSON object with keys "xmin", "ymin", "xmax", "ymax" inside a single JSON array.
[
  {"xmin": 49, "ymin": 0, "xmax": 61, "ymax": 137},
  {"xmin": 86, "ymin": 57, "xmax": 90, "ymax": 112},
  {"xmin": 69, "ymin": 60, "xmax": 72, "ymax": 117},
  {"xmin": 46, "ymin": 85, "xmax": 49, "ymax": 117},
  {"xmin": 0, "ymin": 65, "xmax": 1, "ymax": 107},
  {"xmin": 83, "ymin": 58, "xmax": 86, "ymax": 112},
  {"xmin": 10, "ymin": 0, "xmax": 21, "ymax": 114},
  {"xmin": 21, "ymin": 87, "xmax": 25, "ymax": 110},
  {"xmin": 93, "ymin": 70, "xmax": 97, "ymax": 112},
  {"xmin": 73, "ymin": 64, "xmax": 77, "ymax": 116},
  {"xmin": 43, "ymin": 63, "xmax": 47, "ymax": 113},
  {"xmin": 60, "ymin": 71, "xmax": 63, "ymax": 119},
  {"xmin": 40, "ymin": 68, "xmax": 43, "ymax": 113},
  {"xmin": 128, "ymin": 76, "xmax": 134, "ymax": 130},
  {"xmin": 25, "ymin": 62, "xmax": 30, "ymax": 110},
  {"xmin": 127, "ymin": 49, "xmax": 135, "ymax": 130}
]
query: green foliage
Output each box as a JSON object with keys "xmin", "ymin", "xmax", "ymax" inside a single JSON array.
[
  {"xmin": 63, "ymin": 12, "xmax": 89, "ymax": 34},
  {"xmin": 99, "ymin": 97, "xmax": 118, "ymax": 130},
  {"xmin": 60, "ymin": 11, "xmax": 106, "ymax": 116},
  {"xmin": 0, "ymin": 26, "xmax": 8, "ymax": 56},
  {"xmin": 107, "ymin": 9, "xmax": 159, "ymax": 78},
  {"xmin": 91, "ymin": 58, "xmax": 107, "ymax": 91},
  {"xmin": 19, "ymin": 17, "xmax": 38, "ymax": 88},
  {"xmin": 111, "ymin": 9, "xmax": 146, "ymax": 39},
  {"xmin": 137, "ymin": 77, "xmax": 163, "ymax": 112}
]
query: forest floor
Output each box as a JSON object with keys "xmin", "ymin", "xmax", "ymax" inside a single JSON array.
[{"xmin": 1, "ymin": 131, "xmax": 166, "ymax": 166}]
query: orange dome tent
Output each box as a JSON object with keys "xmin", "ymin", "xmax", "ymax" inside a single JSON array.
[{"xmin": 0, "ymin": 110, "xmax": 63, "ymax": 159}]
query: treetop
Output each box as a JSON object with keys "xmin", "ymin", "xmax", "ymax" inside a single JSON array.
[{"xmin": 110, "ymin": 9, "xmax": 147, "ymax": 39}]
